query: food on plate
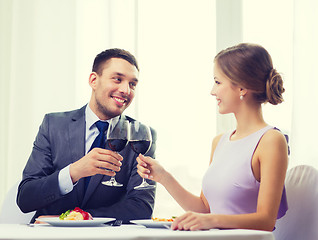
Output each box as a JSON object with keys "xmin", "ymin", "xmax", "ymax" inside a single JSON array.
[
  {"xmin": 59, "ymin": 207, "xmax": 93, "ymax": 220},
  {"xmin": 152, "ymin": 217, "xmax": 175, "ymax": 222}
]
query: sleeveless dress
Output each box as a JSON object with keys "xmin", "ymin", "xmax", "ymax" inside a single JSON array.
[{"xmin": 202, "ymin": 125, "xmax": 288, "ymax": 219}]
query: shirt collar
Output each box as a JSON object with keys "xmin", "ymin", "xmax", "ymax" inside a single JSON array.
[
  {"xmin": 85, "ymin": 104, "xmax": 120, "ymax": 130},
  {"xmin": 85, "ymin": 105, "xmax": 100, "ymax": 130}
]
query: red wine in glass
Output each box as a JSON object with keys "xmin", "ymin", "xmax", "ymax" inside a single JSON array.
[
  {"xmin": 106, "ymin": 139, "xmax": 128, "ymax": 152},
  {"xmin": 129, "ymin": 140, "xmax": 151, "ymax": 155},
  {"xmin": 102, "ymin": 118, "xmax": 129, "ymax": 187},
  {"xmin": 129, "ymin": 122, "xmax": 155, "ymax": 190}
]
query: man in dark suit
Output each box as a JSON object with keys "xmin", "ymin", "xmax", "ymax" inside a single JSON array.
[{"xmin": 17, "ymin": 48, "xmax": 157, "ymax": 223}]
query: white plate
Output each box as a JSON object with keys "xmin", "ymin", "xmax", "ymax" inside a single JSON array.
[
  {"xmin": 36, "ymin": 217, "xmax": 115, "ymax": 227},
  {"xmin": 131, "ymin": 219, "xmax": 172, "ymax": 228}
]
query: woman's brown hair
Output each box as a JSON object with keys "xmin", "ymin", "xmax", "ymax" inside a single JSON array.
[{"xmin": 215, "ymin": 43, "xmax": 284, "ymax": 105}]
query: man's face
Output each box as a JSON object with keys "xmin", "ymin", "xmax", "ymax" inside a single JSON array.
[{"xmin": 89, "ymin": 58, "xmax": 139, "ymax": 120}]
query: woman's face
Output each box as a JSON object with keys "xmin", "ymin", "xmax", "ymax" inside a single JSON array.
[{"xmin": 211, "ymin": 63, "xmax": 242, "ymax": 114}]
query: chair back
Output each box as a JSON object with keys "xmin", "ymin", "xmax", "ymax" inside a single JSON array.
[
  {"xmin": 274, "ymin": 165, "xmax": 318, "ymax": 240},
  {"xmin": 0, "ymin": 181, "xmax": 35, "ymax": 224}
]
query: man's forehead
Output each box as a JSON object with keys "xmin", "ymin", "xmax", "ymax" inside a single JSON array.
[
  {"xmin": 103, "ymin": 57, "xmax": 136, "ymax": 69},
  {"xmin": 103, "ymin": 60, "xmax": 139, "ymax": 81}
]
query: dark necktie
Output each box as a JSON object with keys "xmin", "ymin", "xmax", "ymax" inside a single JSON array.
[{"xmin": 84, "ymin": 121, "xmax": 109, "ymax": 191}]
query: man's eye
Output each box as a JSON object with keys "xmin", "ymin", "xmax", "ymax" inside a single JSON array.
[
  {"xmin": 130, "ymin": 82, "xmax": 137, "ymax": 89},
  {"xmin": 114, "ymin": 77, "xmax": 121, "ymax": 82}
]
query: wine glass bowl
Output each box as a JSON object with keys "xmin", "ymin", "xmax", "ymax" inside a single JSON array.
[
  {"xmin": 106, "ymin": 139, "xmax": 128, "ymax": 152},
  {"xmin": 130, "ymin": 140, "xmax": 151, "ymax": 155},
  {"xmin": 102, "ymin": 118, "xmax": 129, "ymax": 187},
  {"xmin": 129, "ymin": 121, "xmax": 155, "ymax": 190}
]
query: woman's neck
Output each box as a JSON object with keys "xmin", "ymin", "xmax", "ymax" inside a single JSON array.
[{"xmin": 232, "ymin": 104, "xmax": 267, "ymax": 140}]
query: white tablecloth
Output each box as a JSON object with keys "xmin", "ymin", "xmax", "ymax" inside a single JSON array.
[{"xmin": 0, "ymin": 224, "xmax": 274, "ymax": 240}]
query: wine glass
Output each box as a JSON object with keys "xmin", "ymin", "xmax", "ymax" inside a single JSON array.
[
  {"xmin": 129, "ymin": 121, "xmax": 155, "ymax": 190},
  {"xmin": 102, "ymin": 118, "xmax": 129, "ymax": 187}
]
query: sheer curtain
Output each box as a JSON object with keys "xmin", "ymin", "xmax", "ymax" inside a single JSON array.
[
  {"xmin": 137, "ymin": 0, "xmax": 216, "ymax": 217},
  {"xmin": 242, "ymin": 0, "xmax": 294, "ymax": 163},
  {"xmin": 0, "ymin": 0, "xmax": 216, "ymax": 217},
  {"xmin": 242, "ymin": 0, "xmax": 318, "ymax": 170},
  {"xmin": 290, "ymin": 0, "xmax": 318, "ymax": 169},
  {"xmin": 0, "ymin": 0, "xmax": 138, "ymax": 208}
]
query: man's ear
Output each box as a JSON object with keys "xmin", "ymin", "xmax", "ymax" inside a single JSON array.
[{"xmin": 89, "ymin": 72, "xmax": 98, "ymax": 90}]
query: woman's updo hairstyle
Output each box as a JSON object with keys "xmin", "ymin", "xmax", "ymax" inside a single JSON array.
[{"xmin": 214, "ymin": 43, "xmax": 284, "ymax": 105}]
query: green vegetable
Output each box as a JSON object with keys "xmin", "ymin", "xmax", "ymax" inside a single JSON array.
[{"xmin": 59, "ymin": 210, "xmax": 71, "ymax": 220}]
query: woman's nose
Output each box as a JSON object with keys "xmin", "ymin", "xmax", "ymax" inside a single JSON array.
[{"xmin": 210, "ymin": 84, "xmax": 216, "ymax": 96}]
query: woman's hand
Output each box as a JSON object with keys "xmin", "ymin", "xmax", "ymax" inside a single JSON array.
[
  {"xmin": 136, "ymin": 154, "xmax": 167, "ymax": 183},
  {"xmin": 137, "ymin": 155, "xmax": 210, "ymax": 215},
  {"xmin": 171, "ymin": 211, "xmax": 216, "ymax": 231}
]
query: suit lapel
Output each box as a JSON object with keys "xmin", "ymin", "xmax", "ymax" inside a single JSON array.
[
  {"xmin": 69, "ymin": 106, "xmax": 86, "ymax": 203},
  {"xmin": 82, "ymin": 174, "xmax": 105, "ymax": 206}
]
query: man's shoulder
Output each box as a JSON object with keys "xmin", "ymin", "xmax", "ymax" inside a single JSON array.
[{"xmin": 45, "ymin": 105, "xmax": 86, "ymax": 120}]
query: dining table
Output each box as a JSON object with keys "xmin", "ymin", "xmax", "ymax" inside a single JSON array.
[{"xmin": 0, "ymin": 222, "xmax": 275, "ymax": 240}]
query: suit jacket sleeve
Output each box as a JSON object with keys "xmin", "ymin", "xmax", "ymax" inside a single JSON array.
[{"xmin": 17, "ymin": 113, "xmax": 66, "ymax": 213}]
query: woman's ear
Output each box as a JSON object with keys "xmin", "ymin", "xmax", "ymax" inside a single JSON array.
[{"xmin": 240, "ymin": 88, "xmax": 248, "ymax": 97}]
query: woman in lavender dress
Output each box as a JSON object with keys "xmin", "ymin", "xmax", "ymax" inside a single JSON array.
[{"xmin": 137, "ymin": 43, "xmax": 288, "ymax": 231}]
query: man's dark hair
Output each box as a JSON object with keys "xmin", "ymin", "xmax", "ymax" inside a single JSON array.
[{"xmin": 92, "ymin": 48, "xmax": 139, "ymax": 75}]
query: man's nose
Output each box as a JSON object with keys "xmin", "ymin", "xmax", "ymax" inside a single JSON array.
[{"xmin": 119, "ymin": 81, "xmax": 130, "ymax": 95}]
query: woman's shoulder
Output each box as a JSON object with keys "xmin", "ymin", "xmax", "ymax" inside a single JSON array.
[
  {"xmin": 259, "ymin": 128, "xmax": 288, "ymax": 152},
  {"xmin": 263, "ymin": 128, "xmax": 287, "ymax": 142},
  {"xmin": 212, "ymin": 133, "xmax": 224, "ymax": 146}
]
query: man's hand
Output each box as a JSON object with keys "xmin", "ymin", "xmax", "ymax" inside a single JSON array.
[{"xmin": 69, "ymin": 148, "xmax": 123, "ymax": 183}]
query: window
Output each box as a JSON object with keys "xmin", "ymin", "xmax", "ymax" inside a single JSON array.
[
  {"xmin": 242, "ymin": 0, "xmax": 294, "ymax": 135},
  {"xmin": 136, "ymin": 0, "xmax": 216, "ymax": 217}
]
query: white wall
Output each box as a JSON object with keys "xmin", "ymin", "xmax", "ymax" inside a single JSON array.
[{"xmin": 137, "ymin": 0, "xmax": 216, "ymax": 217}]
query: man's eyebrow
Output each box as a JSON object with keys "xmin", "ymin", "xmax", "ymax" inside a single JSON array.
[{"xmin": 113, "ymin": 72, "xmax": 125, "ymax": 77}]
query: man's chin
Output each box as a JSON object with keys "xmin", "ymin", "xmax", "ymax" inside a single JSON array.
[
  {"xmin": 95, "ymin": 105, "xmax": 125, "ymax": 119},
  {"xmin": 104, "ymin": 111, "xmax": 123, "ymax": 119}
]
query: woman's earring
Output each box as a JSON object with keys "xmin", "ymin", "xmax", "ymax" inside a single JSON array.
[{"xmin": 240, "ymin": 95, "xmax": 244, "ymax": 100}]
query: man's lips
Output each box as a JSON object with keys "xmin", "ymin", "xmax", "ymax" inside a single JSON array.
[{"xmin": 112, "ymin": 96, "xmax": 128, "ymax": 105}]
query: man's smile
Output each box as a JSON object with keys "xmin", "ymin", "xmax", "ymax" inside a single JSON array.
[{"xmin": 112, "ymin": 96, "xmax": 128, "ymax": 106}]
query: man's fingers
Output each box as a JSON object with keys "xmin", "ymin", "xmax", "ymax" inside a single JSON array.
[
  {"xmin": 97, "ymin": 161, "xmax": 121, "ymax": 172},
  {"xmin": 98, "ymin": 148, "xmax": 123, "ymax": 160},
  {"xmin": 97, "ymin": 168, "xmax": 117, "ymax": 176}
]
